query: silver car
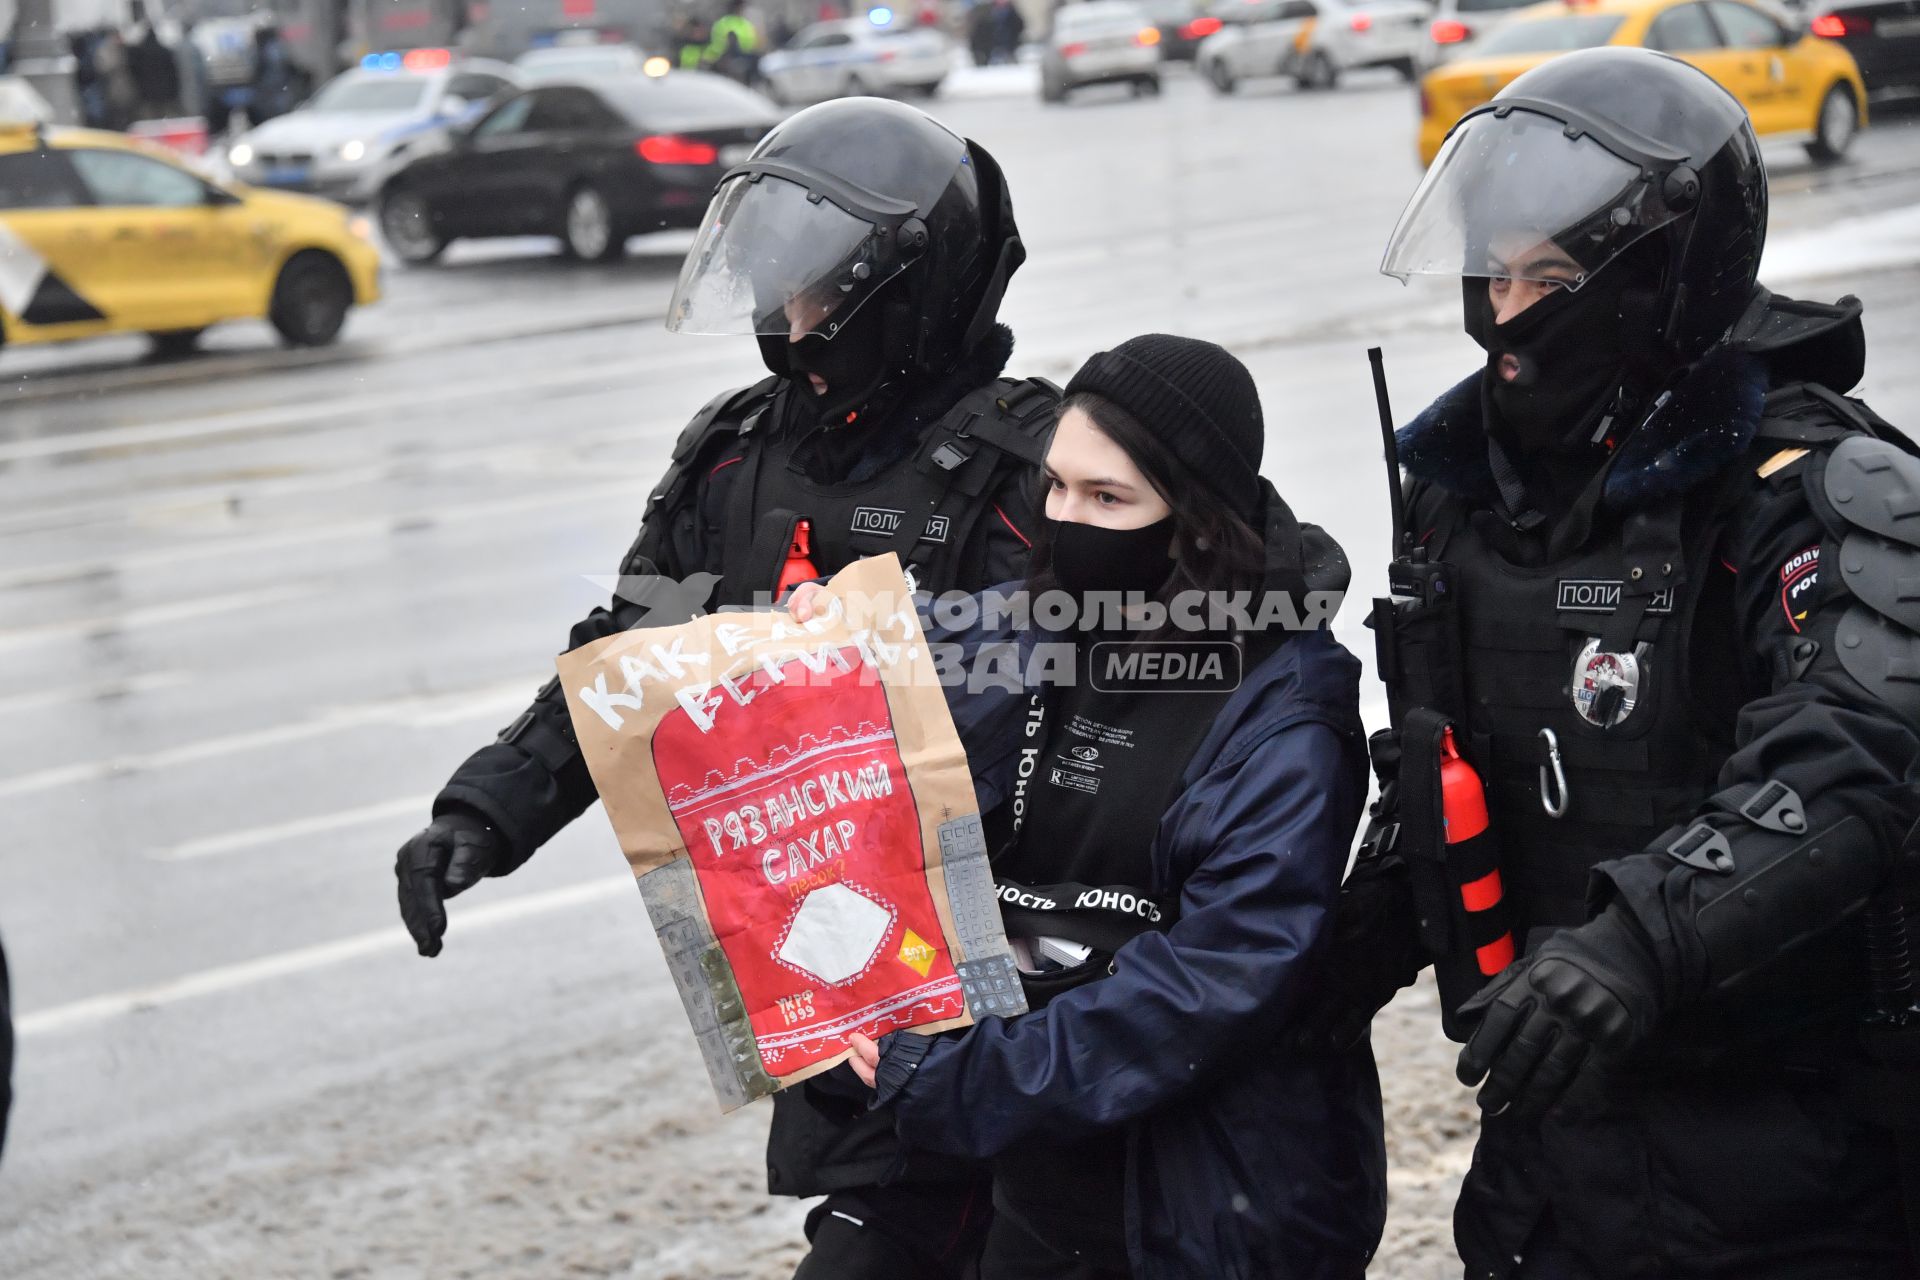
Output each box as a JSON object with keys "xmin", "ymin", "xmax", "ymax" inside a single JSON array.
[
  {"xmin": 226, "ymin": 55, "xmax": 523, "ymax": 204},
  {"xmin": 1042, "ymin": 0, "xmax": 1165, "ymax": 102},
  {"xmin": 758, "ymin": 19, "xmax": 952, "ymax": 103},
  {"xmin": 1199, "ymin": 0, "xmax": 1429, "ymax": 90},
  {"xmin": 515, "ymin": 43, "xmax": 655, "ymax": 83}
]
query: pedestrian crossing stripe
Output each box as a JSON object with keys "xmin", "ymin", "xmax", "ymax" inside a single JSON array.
[{"xmin": 0, "ymin": 219, "xmax": 107, "ymax": 327}]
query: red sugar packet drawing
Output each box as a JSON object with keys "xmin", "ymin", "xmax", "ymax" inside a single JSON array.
[{"xmin": 557, "ymin": 554, "xmax": 1025, "ymax": 1110}]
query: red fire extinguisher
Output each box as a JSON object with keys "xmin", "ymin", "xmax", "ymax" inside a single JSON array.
[
  {"xmin": 776, "ymin": 517, "xmax": 819, "ymax": 597},
  {"xmin": 1440, "ymin": 727, "xmax": 1515, "ymax": 979}
]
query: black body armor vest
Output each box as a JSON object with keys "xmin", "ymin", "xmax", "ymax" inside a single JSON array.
[
  {"xmin": 706, "ymin": 376, "xmax": 1058, "ymax": 607},
  {"xmin": 1413, "ymin": 495, "xmax": 1743, "ymax": 936},
  {"xmin": 1403, "ymin": 482, "xmax": 1743, "ymax": 938}
]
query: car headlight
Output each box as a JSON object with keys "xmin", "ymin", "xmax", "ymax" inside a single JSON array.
[
  {"xmin": 340, "ymin": 139, "xmax": 367, "ymax": 162},
  {"xmin": 229, "ymin": 143, "xmax": 254, "ymax": 167}
]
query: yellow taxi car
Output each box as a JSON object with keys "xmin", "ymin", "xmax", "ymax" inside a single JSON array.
[
  {"xmin": 1417, "ymin": 0, "xmax": 1868, "ymax": 165},
  {"xmin": 0, "ymin": 123, "xmax": 380, "ymax": 358}
]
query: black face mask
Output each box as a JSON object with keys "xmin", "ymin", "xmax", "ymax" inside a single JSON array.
[
  {"xmin": 1046, "ymin": 517, "xmax": 1176, "ymax": 599},
  {"xmin": 757, "ymin": 292, "xmax": 896, "ymax": 427},
  {"xmin": 1463, "ymin": 254, "xmax": 1658, "ymax": 455}
]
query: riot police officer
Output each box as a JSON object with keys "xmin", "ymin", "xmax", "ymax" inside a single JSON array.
[
  {"xmin": 1348, "ymin": 47, "xmax": 1920, "ymax": 1277},
  {"xmin": 394, "ymin": 97, "xmax": 1058, "ymax": 1279}
]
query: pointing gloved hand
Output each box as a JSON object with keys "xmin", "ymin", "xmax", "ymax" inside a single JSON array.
[
  {"xmin": 396, "ymin": 810, "xmax": 506, "ymax": 958},
  {"xmin": 1454, "ymin": 906, "xmax": 1665, "ymax": 1121}
]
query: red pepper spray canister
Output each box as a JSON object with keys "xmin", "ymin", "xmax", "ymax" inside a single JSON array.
[
  {"xmin": 1440, "ymin": 727, "xmax": 1515, "ymax": 980},
  {"xmin": 775, "ymin": 517, "xmax": 820, "ymax": 598}
]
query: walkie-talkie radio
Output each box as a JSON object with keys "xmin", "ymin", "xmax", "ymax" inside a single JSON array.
[{"xmin": 1362, "ymin": 348, "xmax": 1511, "ymax": 1039}]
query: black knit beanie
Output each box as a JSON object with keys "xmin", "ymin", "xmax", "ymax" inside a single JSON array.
[{"xmin": 1063, "ymin": 334, "xmax": 1265, "ymax": 519}]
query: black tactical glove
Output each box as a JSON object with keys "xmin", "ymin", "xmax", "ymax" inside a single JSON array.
[
  {"xmin": 1287, "ymin": 855, "xmax": 1424, "ymax": 1052},
  {"xmin": 396, "ymin": 810, "xmax": 506, "ymax": 958},
  {"xmin": 1454, "ymin": 906, "xmax": 1664, "ymax": 1120}
]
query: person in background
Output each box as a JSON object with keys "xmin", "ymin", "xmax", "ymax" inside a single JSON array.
[
  {"xmin": 248, "ymin": 27, "xmax": 308, "ymax": 124},
  {"xmin": 704, "ymin": 0, "xmax": 761, "ymax": 84},
  {"xmin": 968, "ymin": 1, "xmax": 996, "ymax": 65},
  {"xmin": 174, "ymin": 20, "xmax": 209, "ymax": 121},
  {"xmin": 95, "ymin": 32, "xmax": 138, "ymax": 132},
  {"xmin": 129, "ymin": 20, "xmax": 181, "ymax": 120},
  {"xmin": 677, "ymin": 13, "xmax": 711, "ymax": 69},
  {"xmin": 989, "ymin": 0, "xmax": 1024, "ymax": 62}
]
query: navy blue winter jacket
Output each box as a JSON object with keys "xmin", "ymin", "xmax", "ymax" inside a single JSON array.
[{"xmin": 872, "ymin": 504, "xmax": 1388, "ymax": 1280}]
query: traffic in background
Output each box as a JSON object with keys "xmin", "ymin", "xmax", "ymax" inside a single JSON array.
[
  {"xmin": 4, "ymin": 0, "xmax": 1916, "ymax": 365},
  {"xmin": 6, "ymin": 1, "xmax": 1920, "ymax": 1274}
]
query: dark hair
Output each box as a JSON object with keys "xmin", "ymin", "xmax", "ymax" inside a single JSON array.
[{"xmin": 1028, "ymin": 391, "xmax": 1268, "ymax": 612}]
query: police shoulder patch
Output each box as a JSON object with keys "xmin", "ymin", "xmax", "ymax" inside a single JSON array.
[{"xmin": 1779, "ymin": 544, "xmax": 1821, "ymax": 632}]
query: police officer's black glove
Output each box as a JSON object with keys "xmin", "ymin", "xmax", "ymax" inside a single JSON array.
[
  {"xmin": 1454, "ymin": 906, "xmax": 1663, "ymax": 1120},
  {"xmin": 1287, "ymin": 854, "xmax": 1423, "ymax": 1052},
  {"xmin": 396, "ymin": 810, "xmax": 505, "ymax": 958}
]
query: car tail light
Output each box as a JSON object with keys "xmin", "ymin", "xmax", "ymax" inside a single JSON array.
[
  {"xmin": 1061, "ymin": 40, "xmax": 1089, "ymax": 54},
  {"xmin": 638, "ymin": 135, "xmax": 719, "ymax": 164},
  {"xmin": 876, "ymin": 47, "xmax": 897, "ymax": 60},
  {"xmin": 1431, "ymin": 17, "xmax": 1470, "ymax": 41},
  {"xmin": 1811, "ymin": 12, "xmax": 1866, "ymax": 35},
  {"xmin": 1350, "ymin": 11, "xmax": 1373, "ymax": 31},
  {"xmin": 1137, "ymin": 26, "xmax": 1162, "ymax": 44},
  {"xmin": 1182, "ymin": 15, "xmax": 1224, "ymax": 36}
]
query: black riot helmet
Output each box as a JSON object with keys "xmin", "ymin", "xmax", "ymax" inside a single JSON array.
[
  {"xmin": 666, "ymin": 97, "xmax": 1023, "ymax": 385},
  {"xmin": 1381, "ymin": 47, "xmax": 1767, "ymax": 364}
]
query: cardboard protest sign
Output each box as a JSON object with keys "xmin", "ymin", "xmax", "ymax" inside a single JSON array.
[{"xmin": 557, "ymin": 554, "xmax": 1026, "ymax": 1110}]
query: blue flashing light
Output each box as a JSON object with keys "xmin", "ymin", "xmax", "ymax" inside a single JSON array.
[
  {"xmin": 360, "ymin": 52, "xmax": 380, "ymax": 68},
  {"xmin": 381, "ymin": 51, "xmax": 403, "ymax": 70},
  {"xmin": 868, "ymin": 5, "xmax": 893, "ymax": 24}
]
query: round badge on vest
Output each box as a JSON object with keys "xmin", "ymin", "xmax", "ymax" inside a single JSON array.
[{"xmin": 1572, "ymin": 638, "xmax": 1644, "ymax": 728}]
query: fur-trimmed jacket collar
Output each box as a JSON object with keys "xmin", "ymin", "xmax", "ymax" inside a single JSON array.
[
  {"xmin": 1398, "ymin": 347, "xmax": 1768, "ymax": 513},
  {"xmin": 1397, "ymin": 288, "xmax": 1867, "ymax": 513}
]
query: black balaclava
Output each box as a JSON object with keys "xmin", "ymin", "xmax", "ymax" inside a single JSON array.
[
  {"xmin": 756, "ymin": 284, "xmax": 903, "ymax": 428},
  {"xmin": 1463, "ymin": 236, "xmax": 1666, "ymax": 456}
]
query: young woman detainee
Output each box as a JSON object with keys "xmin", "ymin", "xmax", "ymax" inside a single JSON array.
[{"xmin": 793, "ymin": 335, "xmax": 1386, "ymax": 1279}]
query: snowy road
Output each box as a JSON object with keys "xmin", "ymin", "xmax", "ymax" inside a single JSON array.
[{"xmin": 5, "ymin": 68, "xmax": 1920, "ymax": 1278}]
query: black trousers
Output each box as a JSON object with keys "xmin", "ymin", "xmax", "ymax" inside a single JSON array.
[
  {"xmin": 794, "ymin": 1183, "xmax": 993, "ymax": 1280},
  {"xmin": 977, "ymin": 1208, "xmax": 1130, "ymax": 1280}
]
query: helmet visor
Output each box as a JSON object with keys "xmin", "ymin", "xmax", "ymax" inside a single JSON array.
[
  {"xmin": 1380, "ymin": 107, "xmax": 1684, "ymax": 290},
  {"xmin": 667, "ymin": 173, "xmax": 910, "ymax": 339}
]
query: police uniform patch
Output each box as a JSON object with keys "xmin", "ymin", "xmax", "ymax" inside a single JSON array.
[
  {"xmin": 850, "ymin": 507, "xmax": 950, "ymax": 543},
  {"xmin": 1779, "ymin": 545, "xmax": 1820, "ymax": 633},
  {"xmin": 1572, "ymin": 638, "xmax": 1643, "ymax": 728},
  {"xmin": 1556, "ymin": 579, "xmax": 1676, "ymax": 614}
]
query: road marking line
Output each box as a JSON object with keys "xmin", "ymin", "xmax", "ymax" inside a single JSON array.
[
  {"xmin": 0, "ymin": 356, "xmax": 646, "ymax": 464},
  {"xmin": 0, "ymin": 584, "xmax": 317, "ymax": 653},
  {"xmin": 0, "ymin": 681, "xmax": 529, "ymax": 801},
  {"xmin": 0, "ymin": 476, "xmax": 651, "ymax": 594},
  {"xmin": 0, "ymin": 670, "xmax": 191, "ymax": 716},
  {"xmin": 0, "ymin": 324, "xmax": 745, "ymax": 466},
  {"xmin": 149, "ymin": 794, "xmax": 433, "ymax": 862},
  {"xmin": 13, "ymin": 874, "xmax": 636, "ymax": 1038}
]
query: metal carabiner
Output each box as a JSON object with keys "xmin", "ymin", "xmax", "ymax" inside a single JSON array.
[{"xmin": 1539, "ymin": 727, "xmax": 1570, "ymax": 819}]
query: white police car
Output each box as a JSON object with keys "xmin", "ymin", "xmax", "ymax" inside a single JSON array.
[
  {"xmin": 226, "ymin": 50, "xmax": 523, "ymax": 203},
  {"xmin": 758, "ymin": 11, "xmax": 952, "ymax": 103}
]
